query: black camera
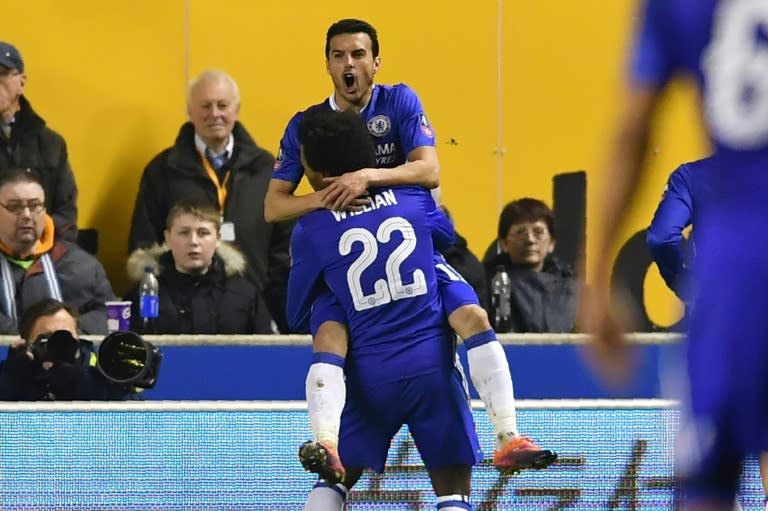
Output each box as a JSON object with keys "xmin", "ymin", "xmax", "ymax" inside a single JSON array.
[
  {"xmin": 31, "ymin": 330, "xmax": 80, "ymax": 364},
  {"xmin": 28, "ymin": 330, "xmax": 86, "ymax": 400},
  {"xmin": 97, "ymin": 331, "xmax": 162, "ymax": 389}
]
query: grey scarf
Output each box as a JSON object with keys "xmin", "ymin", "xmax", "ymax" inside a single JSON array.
[{"xmin": 0, "ymin": 253, "xmax": 63, "ymax": 320}]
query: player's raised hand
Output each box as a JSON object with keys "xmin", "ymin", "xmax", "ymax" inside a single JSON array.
[
  {"xmin": 322, "ymin": 168, "xmax": 372, "ymax": 210},
  {"xmin": 577, "ymin": 285, "xmax": 636, "ymax": 390}
]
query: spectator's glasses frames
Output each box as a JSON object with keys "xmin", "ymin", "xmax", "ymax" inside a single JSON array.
[
  {"xmin": 508, "ymin": 225, "xmax": 549, "ymax": 241},
  {"xmin": 0, "ymin": 200, "xmax": 46, "ymax": 215}
]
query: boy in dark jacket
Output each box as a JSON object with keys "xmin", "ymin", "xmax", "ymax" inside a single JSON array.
[{"xmin": 126, "ymin": 199, "xmax": 271, "ymax": 334}]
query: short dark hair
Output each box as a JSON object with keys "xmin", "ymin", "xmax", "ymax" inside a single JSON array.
[
  {"xmin": 298, "ymin": 108, "xmax": 377, "ymax": 178},
  {"xmin": 0, "ymin": 167, "xmax": 43, "ymax": 192},
  {"xmin": 18, "ymin": 298, "xmax": 79, "ymax": 342},
  {"xmin": 325, "ymin": 19, "xmax": 379, "ymax": 58},
  {"xmin": 498, "ymin": 198, "xmax": 556, "ymax": 240}
]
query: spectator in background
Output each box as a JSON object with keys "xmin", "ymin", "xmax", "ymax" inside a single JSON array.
[
  {"xmin": 0, "ymin": 42, "xmax": 79, "ymax": 241},
  {"xmin": 0, "ymin": 298, "xmax": 138, "ymax": 400},
  {"xmin": 0, "ymin": 62, "xmax": 21, "ymax": 116},
  {"xmin": 485, "ymin": 198, "xmax": 578, "ymax": 333},
  {"xmin": 125, "ymin": 199, "xmax": 271, "ymax": 334},
  {"xmin": 0, "ymin": 168, "xmax": 113, "ymax": 334},
  {"xmin": 439, "ymin": 205, "xmax": 489, "ymax": 311},
  {"xmin": 129, "ymin": 70, "xmax": 292, "ymax": 332}
]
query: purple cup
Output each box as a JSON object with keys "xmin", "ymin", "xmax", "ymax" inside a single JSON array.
[{"xmin": 105, "ymin": 301, "xmax": 132, "ymax": 332}]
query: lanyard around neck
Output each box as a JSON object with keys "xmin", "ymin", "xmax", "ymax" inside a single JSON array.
[{"xmin": 199, "ymin": 150, "xmax": 231, "ymax": 214}]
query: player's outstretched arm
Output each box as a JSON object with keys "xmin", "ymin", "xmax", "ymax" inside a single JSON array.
[
  {"xmin": 593, "ymin": 87, "xmax": 658, "ymax": 280},
  {"xmin": 578, "ymin": 86, "xmax": 659, "ymax": 387},
  {"xmin": 321, "ymin": 146, "xmax": 440, "ymax": 211},
  {"xmin": 264, "ymin": 178, "xmax": 327, "ymax": 223},
  {"xmin": 368, "ymin": 146, "xmax": 440, "ymax": 188}
]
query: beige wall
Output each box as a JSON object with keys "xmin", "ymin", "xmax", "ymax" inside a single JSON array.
[{"xmin": 4, "ymin": 1, "xmax": 709, "ymax": 326}]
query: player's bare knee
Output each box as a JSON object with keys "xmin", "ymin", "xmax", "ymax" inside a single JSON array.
[
  {"xmin": 448, "ymin": 304, "xmax": 492, "ymax": 340},
  {"xmin": 313, "ymin": 321, "xmax": 349, "ymax": 357},
  {"xmin": 342, "ymin": 466, "xmax": 365, "ymax": 490},
  {"xmin": 428, "ymin": 464, "xmax": 472, "ymax": 496}
]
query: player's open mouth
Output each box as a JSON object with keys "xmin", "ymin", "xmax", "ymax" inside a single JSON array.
[{"xmin": 343, "ymin": 73, "xmax": 355, "ymax": 89}]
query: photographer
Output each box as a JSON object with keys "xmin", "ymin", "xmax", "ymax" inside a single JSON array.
[{"xmin": 0, "ymin": 298, "xmax": 141, "ymax": 400}]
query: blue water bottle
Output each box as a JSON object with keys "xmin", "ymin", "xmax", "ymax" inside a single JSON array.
[{"xmin": 138, "ymin": 265, "xmax": 159, "ymax": 334}]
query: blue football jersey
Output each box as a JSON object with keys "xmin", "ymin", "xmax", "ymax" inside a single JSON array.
[
  {"xmin": 632, "ymin": 0, "xmax": 768, "ymax": 480},
  {"xmin": 647, "ymin": 156, "xmax": 718, "ymax": 299},
  {"xmin": 272, "ymin": 84, "xmax": 436, "ymax": 184},
  {"xmin": 630, "ymin": 0, "xmax": 768, "ymax": 157},
  {"xmin": 287, "ymin": 186, "xmax": 454, "ymax": 385}
]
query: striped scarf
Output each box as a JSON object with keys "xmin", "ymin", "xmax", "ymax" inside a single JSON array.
[{"xmin": 0, "ymin": 253, "xmax": 63, "ymax": 321}]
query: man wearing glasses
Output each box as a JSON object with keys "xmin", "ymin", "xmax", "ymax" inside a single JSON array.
[
  {"xmin": 484, "ymin": 198, "xmax": 578, "ymax": 333},
  {"xmin": 0, "ymin": 168, "xmax": 114, "ymax": 334}
]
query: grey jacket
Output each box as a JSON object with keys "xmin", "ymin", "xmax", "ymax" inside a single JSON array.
[
  {"xmin": 0, "ymin": 240, "xmax": 114, "ymax": 334},
  {"xmin": 485, "ymin": 253, "xmax": 579, "ymax": 333}
]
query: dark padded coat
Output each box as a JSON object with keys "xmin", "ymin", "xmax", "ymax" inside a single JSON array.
[{"xmin": 128, "ymin": 122, "xmax": 293, "ymax": 331}]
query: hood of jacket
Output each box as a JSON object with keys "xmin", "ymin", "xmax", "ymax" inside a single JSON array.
[{"xmin": 126, "ymin": 241, "xmax": 247, "ymax": 282}]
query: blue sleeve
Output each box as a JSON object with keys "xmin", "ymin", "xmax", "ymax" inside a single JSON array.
[
  {"xmin": 628, "ymin": 0, "xmax": 675, "ymax": 89},
  {"xmin": 286, "ymin": 223, "xmax": 325, "ymax": 332},
  {"xmin": 394, "ymin": 84, "xmax": 436, "ymax": 155},
  {"xmin": 397, "ymin": 186, "xmax": 455, "ymax": 250},
  {"xmin": 309, "ymin": 289, "xmax": 347, "ymax": 336},
  {"xmin": 271, "ymin": 111, "xmax": 305, "ymax": 185},
  {"xmin": 646, "ymin": 163, "xmax": 693, "ymax": 297},
  {"xmin": 425, "ymin": 200, "xmax": 455, "ymax": 251}
]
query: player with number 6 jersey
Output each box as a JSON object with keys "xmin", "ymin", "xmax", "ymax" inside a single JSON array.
[{"xmin": 581, "ymin": 1, "xmax": 768, "ymax": 508}]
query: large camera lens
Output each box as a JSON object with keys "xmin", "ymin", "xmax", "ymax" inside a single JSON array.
[{"xmin": 97, "ymin": 331, "xmax": 162, "ymax": 388}]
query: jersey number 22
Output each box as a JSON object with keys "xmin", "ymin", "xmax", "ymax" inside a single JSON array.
[{"xmin": 340, "ymin": 217, "xmax": 428, "ymax": 311}]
